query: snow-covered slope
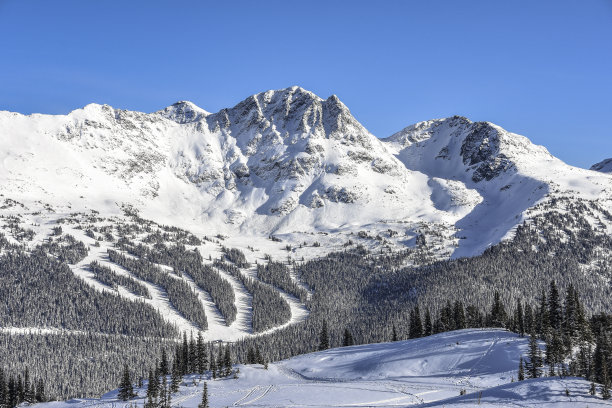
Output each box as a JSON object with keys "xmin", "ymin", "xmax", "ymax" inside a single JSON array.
[
  {"xmin": 37, "ymin": 329, "xmax": 609, "ymax": 407},
  {"xmin": 1, "ymin": 87, "xmax": 611, "ymax": 259},
  {"xmin": 383, "ymin": 116, "xmax": 612, "ymax": 256},
  {"xmin": 592, "ymin": 158, "xmax": 612, "ymax": 173}
]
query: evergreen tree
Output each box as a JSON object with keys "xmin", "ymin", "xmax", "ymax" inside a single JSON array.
[
  {"xmin": 160, "ymin": 349, "xmax": 169, "ymax": 376},
  {"xmin": 255, "ymin": 346, "xmax": 264, "ymax": 365},
  {"xmin": 159, "ymin": 375, "xmax": 168, "ymax": 408},
  {"xmin": 410, "ymin": 305, "xmax": 423, "ymax": 337},
  {"xmin": 223, "ymin": 345, "xmax": 232, "ymax": 377},
  {"xmin": 391, "ymin": 325, "xmax": 398, "ymax": 342},
  {"xmin": 516, "ymin": 301, "xmax": 525, "ymax": 336},
  {"xmin": 603, "ymin": 362, "xmax": 611, "ymax": 400},
  {"xmin": 453, "ymin": 301, "xmax": 465, "ymax": 330},
  {"xmin": 23, "ymin": 368, "xmax": 34, "ymax": 403},
  {"xmin": 526, "ymin": 331, "xmax": 542, "ymax": 379},
  {"xmin": 210, "ymin": 350, "xmax": 217, "ymax": 380},
  {"xmin": 146, "ymin": 368, "xmax": 158, "ymax": 405},
  {"xmin": 342, "ymin": 328, "xmax": 354, "ymax": 347},
  {"xmin": 7, "ymin": 376, "xmax": 16, "ymax": 408},
  {"xmin": 524, "ymin": 304, "xmax": 534, "ymax": 335},
  {"xmin": 0, "ymin": 368, "xmax": 6, "ymax": 408},
  {"xmin": 537, "ymin": 289, "xmax": 549, "ymax": 338},
  {"xmin": 189, "ymin": 332, "xmax": 197, "ymax": 374},
  {"xmin": 424, "ymin": 309, "xmax": 433, "ymax": 336},
  {"xmin": 196, "ymin": 332, "xmax": 207, "ymax": 374},
  {"xmin": 118, "ymin": 364, "xmax": 135, "ymax": 401},
  {"xmin": 489, "ymin": 291, "xmax": 507, "ymax": 328},
  {"xmin": 170, "ymin": 361, "xmax": 181, "ymax": 394},
  {"xmin": 518, "ymin": 357, "xmax": 525, "ymax": 381},
  {"xmin": 182, "ymin": 332, "xmax": 189, "ymax": 375},
  {"xmin": 16, "ymin": 374, "xmax": 23, "ymax": 404},
  {"xmin": 319, "ymin": 320, "xmax": 329, "ymax": 351},
  {"xmin": 548, "ymin": 280, "xmax": 561, "ymax": 331},
  {"xmin": 35, "ymin": 378, "xmax": 45, "ymax": 403},
  {"xmin": 198, "ymin": 382, "xmax": 209, "ymax": 408}
]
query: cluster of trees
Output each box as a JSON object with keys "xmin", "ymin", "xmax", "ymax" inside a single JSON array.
[
  {"xmin": 514, "ymin": 280, "xmax": 612, "ymax": 400},
  {"xmin": 108, "ymin": 249, "xmax": 208, "ymax": 330},
  {"xmin": 214, "ymin": 259, "xmax": 291, "ymax": 332},
  {"xmin": 256, "ymin": 260, "xmax": 308, "ymax": 302},
  {"xmin": 117, "ymin": 240, "xmax": 237, "ymax": 325},
  {"xmin": 221, "ymin": 246, "xmax": 249, "ymax": 268},
  {"xmin": 0, "ymin": 367, "xmax": 46, "ymax": 408},
  {"xmin": 89, "ymin": 261, "xmax": 151, "ymax": 298},
  {"xmin": 118, "ymin": 332, "xmax": 235, "ymax": 406},
  {"xmin": 40, "ymin": 234, "xmax": 88, "ymax": 264},
  {"xmin": 0, "ymin": 249, "xmax": 176, "ymax": 336}
]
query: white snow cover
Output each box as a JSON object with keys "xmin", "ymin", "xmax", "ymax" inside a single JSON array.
[
  {"xmin": 37, "ymin": 329, "xmax": 609, "ymax": 407},
  {"xmin": 1, "ymin": 87, "xmax": 612, "ymax": 260}
]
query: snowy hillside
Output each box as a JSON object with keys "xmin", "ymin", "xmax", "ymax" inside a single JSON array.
[
  {"xmin": 592, "ymin": 158, "xmax": 612, "ymax": 173},
  {"xmin": 37, "ymin": 329, "xmax": 609, "ymax": 407},
  {"xmin": 2, "ymin": 86, "xmax": 611, "ymax": 261}
]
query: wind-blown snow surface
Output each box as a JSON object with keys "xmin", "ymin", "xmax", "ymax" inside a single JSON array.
[
  {"xmin": 2, "ymin": 87, "xmax": 612, "ymax": 259},
  {"xmin": 38, "ymin": 329, "xmax": 608, "ymax": 407}
]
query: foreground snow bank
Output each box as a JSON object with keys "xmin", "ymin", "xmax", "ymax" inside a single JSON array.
[{"xmin": 38, "ymin": 329, "xmax": 611, "ymax": 407}]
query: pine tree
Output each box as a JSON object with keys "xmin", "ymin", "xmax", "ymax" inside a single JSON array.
[
  {"xmin": 538, "ymin": 289, "xmax": 549, "ymax": 338},
  {"xmin": 343, "ymin": 328, "xmax": 354, "ymax": 347},
  {"xmin": 146, "ymin": 368, "xmax": 158, "ymax": 407},
  {"xmin": 247, "ymin": 347, "xmax": 256, "ymax": 364},
  {"xmin": 424, "ymin": 309, "xmax": 433, "ymax": 336},
  {"xmin": 159, "ymin": 375, "xmax": 168, "ymax": 408},
  {"xmin": 182, "ymin": 332, "xmax": 189, "ymax": 375},
  {"xmin": 411, "ymin": 305, "xmax": 424, "ymax": 337},
  {"xmin": 35, "ymin": 378, "xmax": 45, "ymax": 403},
  {"xmin": 527, "ymin": 331, "xmax": 542, "ymax": 379},
  {"xmin": 210, "ymin": 350, "xmax": 217, "ymax": 380},
  {"xmin": 255, "ymin": 346, "xmax": 264, "ymax": 365},
  {"xmin": 453, "ymin": 301, "xmax": 465, "ymax": 330},
  {"xmin": 118, "ymin": 364, "xmax": 135, "ymax": 401},
  {"xmin": 160, "ymin": 349, "xmax": 169, "ymax": 376},
  {"xmin": 170, "ymin": 361, "xmax": 181, "ymax": 394},
  {"xmin": 189, "ymin": 332, "xmax": 197, "ymax": 374},
  {"xmin": 0, "ymin": 369, "xmax": 6, "ymax": 408},
  {"xmin": 319, "ymin": 320, "xmax": 329, "ymax": 350},
  {"xmin": 197, "ymin": 332, "xmax": 207, "ymax": 374},
  {"xmin": 490, "ymin": 291, "xmax": 507, "ymax": 328},
  {"xmin": 198, "ymin": 382, "xmax": 209, "ymax": 408},
  {"xmin": 548, "ymin": 280, "xmax": 561, "ymax": 331},
  {"xmin": 516, "ymin": 301, "xmax": 525, "ymax": 336},
  {"xmin": 23, "ymin": 368, "xmax": 34, "ymax": 403},
  {"xmin": 224, "ymin": 345, "xmax": 232, "ymax": 377},
  {"xmin": 392, "ymin": 324, "xmax": 398, "ymax": 342},
  {"xmin": 518, "ymin": 357, "xmax": 525, "ymax": 381},
  {"xmin": 602, "ymin": 362, "xmax": 611, "ymax": 400},
  {"xmin": 16, "ymin": 374, "xmax": 23, "ymax": 404},
  {"xmin": 8, "ymin": 376, "xmax": 16, "ymax": 408}
]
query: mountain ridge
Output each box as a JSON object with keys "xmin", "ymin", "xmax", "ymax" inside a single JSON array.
[{"xmin": 1, "ymin": 86, "xmax": 611, "ymax": 260}]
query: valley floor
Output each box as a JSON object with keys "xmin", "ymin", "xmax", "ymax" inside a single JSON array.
[{"xmin": 38, "ymin": 329, "xmax": 610, "ymax": 408}]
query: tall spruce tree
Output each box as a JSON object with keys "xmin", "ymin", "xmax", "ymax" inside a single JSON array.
[
  {"xmin": 527, "ymin": 331, "xmax": 542, "ymax": 379},
  {"xmin": 548, "ymin": 280, "xmax": 561, "ymax": 331},
  {"xmin": 319, "ymin": 320, "xmax": 329, "ymax": 351},
  {"xmin": 424, "ymin": 309, "xmax": 433, "ymax": 336},
  {"xmin": 518, "ymin": 357, "xmax": 525, "ymax": 381},
  {"xmin": 343, "ymin": 329, "xmax": 354, "ymax": 347},
  {"xmin": 198, "ymin": 382, "xmax": 209, "ymax": 408},
  {"xmin": 118, "ymin": 364, "xmax": 135, "ymax": 401}
]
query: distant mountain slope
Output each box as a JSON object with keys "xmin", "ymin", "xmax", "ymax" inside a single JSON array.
[
  {"xmin": 1, "ymin": 87, "xmax": 611, "ymax": 259},
  {"xmin": 591, "ymin": 158, "xmax": 612, "ymax": 173}
]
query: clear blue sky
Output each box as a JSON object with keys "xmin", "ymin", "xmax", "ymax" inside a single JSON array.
[{"xmin": 1, "ymin": 1, "xmax": 611, "ymax": 168}]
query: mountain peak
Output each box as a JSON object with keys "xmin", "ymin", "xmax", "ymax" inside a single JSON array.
[
  {"xmin": 158, "ymin": 101, "xmax": 210, "ymax": 124},
  {"xmin": 591, "ymin": 158, "xmax": 612, "ymax": 173}
]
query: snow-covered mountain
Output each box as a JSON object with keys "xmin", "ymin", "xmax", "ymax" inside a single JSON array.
[
  {"xmin": 1, "ymin": 86, "xmax": 611, "ymax": 259},
  {"xmin": 592, "ymin": 158, "xmax": 612, "ymax": 173}
]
